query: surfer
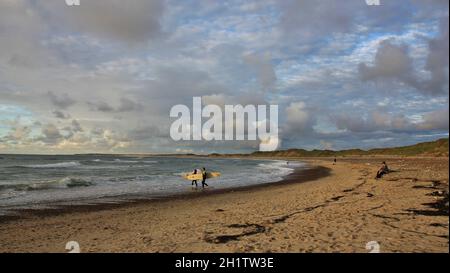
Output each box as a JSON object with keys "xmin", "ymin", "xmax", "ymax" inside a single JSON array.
[
  {"xmin": 192, "ymin": 169, "xmax": 198, "ymax": 187},
  {"xmin": 201, "ymin": 167, "xmax": 208, "ymax": 188}
]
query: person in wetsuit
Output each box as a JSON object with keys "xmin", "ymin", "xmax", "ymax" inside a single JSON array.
[
  {"xmin": 201, "ymin": 167, "xmax": 208, "ymax": 188},
  {"xmin": 192, "ymin": 169, "xmax": 198, "ymax": 187}
]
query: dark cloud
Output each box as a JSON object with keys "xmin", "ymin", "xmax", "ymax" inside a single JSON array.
[
  {"xmin": 71, "ymin": 120, "xmax": 83, "ymax": 133},
  {"xmin": 128, "ymin": 125, "xmax": 167, "ymax": 141},
  {"xmin": 52, "ymin": 110, "xmax": 70, "ymax": 119},
  {"xmin": 423, "ymin": 17, "xmax": 449, "ymax": 95},
  {"xmin": 417, "ymin": 108, "xmax": 449, "ymax": 130},
  {"xmin": 243, "ymin": 53, "xmax": 277, "ymax": 92},
  {"xmin": 333, "ymin": 111, "xmax": 411, "ymax": 133},
  {"xmin": 39, "ymin": 123, "xmax": 63, "ymax": 144},
  {"xmin": 91, "ymin": 127, "xmax": 105, "ymax": 136},
  {"xmin": 117, "ymin": 98, "xmax": 143, "ymax": 112},
  {"xmin": 359, "ymin": 40, "xmax": 418, "ymax": 88},
  {"xmin": 48, "ymin": 91, "xmax": 76, "ymax": 109},
  {"xmin": 34, "ymin": 0, "xmax": 166, "ymax": 43},
  {"xmin": 87, "ymin": 98, "xmax": 142, "ymax": 112},
  {"xmin": 359, "ymin": 17, "xmax": 449, "ymax": 96},
  {"xmin": 332, "ymin": 108, "xmax": 449, "ymax": 133},
  {"xmin": 87, "ymin": 101, "xmax": 115, "ymax": 112},
  {"xmin": 279, "ymin": 0, "xmax": 356, "ymax": 39}
]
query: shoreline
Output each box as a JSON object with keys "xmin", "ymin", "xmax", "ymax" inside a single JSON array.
[
  {"xmin": 0, "ymin": 164, "xmax": 331, "ymax": 223},
  {"xmin": 0, "ymin": 157, "xmax": 447, "ymax": 253}
]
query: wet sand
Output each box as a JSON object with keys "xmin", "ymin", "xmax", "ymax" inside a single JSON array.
[{"xmin": 0, "ymin": 157, "xmax": 448, "ymax": 253}]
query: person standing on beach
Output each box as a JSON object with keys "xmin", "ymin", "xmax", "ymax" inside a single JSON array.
[
  {"xmin": 192, "ymin": 169, "xmax": 198, "ymax": 187},
  {"xmin": 201, "ymin": 167, "xmax": 208, "ymax": 188}
]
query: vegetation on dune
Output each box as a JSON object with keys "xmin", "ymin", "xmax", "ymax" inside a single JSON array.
[{"xmin": 209, "ymin": 138, "xmax": 449, "ymax": 158}]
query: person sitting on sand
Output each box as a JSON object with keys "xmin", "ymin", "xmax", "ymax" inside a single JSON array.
[
  {"xmin": 192, "ymin": 169, "xmax": 198, "ymax": 187},
  {"xmin": 201, "ymin": 167, "xmax": 208, "ymax": 188},
  {"xmin": 376, "ymin": 161, "xmax": 390, "ymax": 179}
]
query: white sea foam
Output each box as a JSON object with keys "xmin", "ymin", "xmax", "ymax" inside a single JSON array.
[
  {"xmin": 113, "ymin": 159, "xmax": 140, "ymax": 163},
  {"xmin": 23, "ymin": 161, "xmax": 82, "ymax": 168}
]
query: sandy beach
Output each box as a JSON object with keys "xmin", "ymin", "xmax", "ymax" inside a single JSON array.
[{"xmin": 0, "ymin": 157, "xmax": 448, "ymax": 253}]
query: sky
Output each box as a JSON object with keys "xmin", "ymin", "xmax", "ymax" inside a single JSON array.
[{"xmin": 0, "ymin": 0, "xmax": 448, "ymax": 154}]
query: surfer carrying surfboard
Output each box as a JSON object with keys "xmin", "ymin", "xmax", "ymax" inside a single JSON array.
[
  {"xmin": 201, "ymin": 167, "xmax": 208, "ymax": 188},
  {"xmin": 192, "ymin": 169, "xmax": 198, "ymax": 187},
  {"xmin": 182, "ymin": 169, "xmax": 220, "ymax": 185}
]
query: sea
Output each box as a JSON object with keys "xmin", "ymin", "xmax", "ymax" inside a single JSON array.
[{"xmin": 0, "ymin": 154, "xmax": 306, "ymax": 216}]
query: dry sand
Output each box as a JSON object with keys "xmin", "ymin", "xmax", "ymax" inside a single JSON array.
[{"xmin": 0, "ymin": 157, "xmax": 448, "ymax": 253}]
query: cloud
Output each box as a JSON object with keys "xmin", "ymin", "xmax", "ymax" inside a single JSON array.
[
  {"xmin": 87, "ymin": 97, "xmax": 143, "ymax": 112},
  {"xmin": 243, "ymin": 53, "xmax": 277, "ymax": 92},
  {"xmin": 53, "ymin": 110, "xmax": 70, "ymax": 119},
  {"xmin": 423, "ymin": 16, "xmax": 449, "ymax": 95},
  {"xmin": 359, "ymin": 18, "xmax": 449, "ymax": 96},
  {"xmin": 34, "ymin": 0, "xmax": 167, "ymax": 44},
  {"xmin": 359, "ymin": 40, "xmax": 419, "ymax": 88},
  {"xmin": 71, "ymin": 119, "xmax": 83, "ymax": 133},
  {"xmin": 47, "ymin": 91, "xmax": 76, "ymax": 109},
  {"xmin": 128, "ymin": 125, "xmax": 166, "ymax": 141},
  {"xmin": 202, "ymin": 93, "xmax": 266, "ymax": 107},
  {"xmin": 0, "ymin": 0, "xmax": 48, "ymax": 61},
  {"xmin": 0, "ymin": 119, "xmax": 32, "ymax": 143},
  {"xmin": 117, "ymin": 98, "xmax": 143, "ymax": 112},
  {"xmin": 87, "ymin": 101, "xmax": 115, "ymax": 112},
  {"xmin": 277, "ymin": 0, "xmax": 421, "ymax": 44},
  {"xmin": 40, "ymin": 123, "xmax": 63, "ymax": 144},
  {"xmin": 0, "ymin": 1, "xmax": 448, "ymax": 153},
  {"xmin": 97, "ymin": 129, "xmax": 131, "ymax": 150},
  {"xmin": 281, "ymin": 101, "xmax": 318, "ymax": 146},
  {"xmin": 333, "ymin": 111, "xmax": 410, "ymax": 133},
  {"xmin": 333, "ymin": 108, "xmax": 449, "ymax": 133},
  {"xmin": 284, "ymin": 101, "xmax": 315, "ymax": 133},
  {"xmin": 417, "ymin": 108, "xmax": 449, "ymax": 130},
  {"xmin": 279, "ymin": 0, "xmax": 356, "ymax": 40},
  {"xmin": 319, "ymin": 140, "xmax": 334, "ymax": 150}
]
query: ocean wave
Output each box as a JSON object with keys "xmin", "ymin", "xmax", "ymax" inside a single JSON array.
[
  {"xmin": 257, "ymin": 162, "xmax": 292, "ymax": 170},
  {"xmin": 113, "ymin": 159, "xmax": 158, "ymax": 164},
  {"xmin": 113, "ymin": 159, "xmax": 140, "ymax": 163},
  {"xmin": 59, "ymin": 177, "xmax": 93, "ymax": 188},
  {"xmin": 20, "ymin": 161, "xmax": 82, "ymax": 168},
  {"xmin": 88, "ymin": 159, "xmax": 157, "ymax": 164},
  {"xmin": 256, "ymin": 161, "xmax": 295, "ymax": 178},
  {"xmin": 0, "ymin": 177, "xmax": 93, "ymax": 192}
]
